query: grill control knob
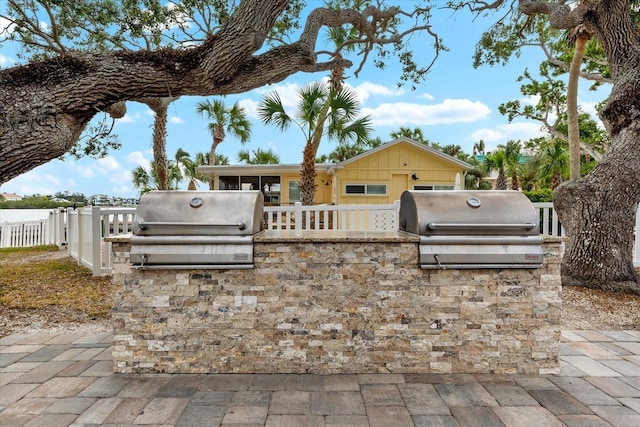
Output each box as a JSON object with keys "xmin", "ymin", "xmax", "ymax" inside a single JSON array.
[
  {"xmin": 190, "ymin": 197, "xmax": 204, "ymax": 208},
  {"xmin": 466, "ymin": 197, "xmax": 481, "ymax": 208}
]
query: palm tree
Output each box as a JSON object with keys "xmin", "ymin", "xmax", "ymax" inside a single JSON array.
[
  {"xmin": 473, "ymin": 140, "xmax": 486, "ymax": 156},
  {"xmin": 390, "ymin": 126, "xmax": 426, "ymax": 143},
  {"xmin": 238, "ymin": 148, "xmax": 280, "ymax": 165},
  {"xmin": 441, "ymin": 144, "xmax": 464, "ymax": 158},
  {"xmin": 258, "ymin": 82, "xmax": 371, "ymax": 205},
  {"xmin": 518, "ymin": 156, "xmax": 543, "ymax": 191},
  {"xmin": 502, "ymin": 140, "xmax": 522, "ymax": 190},
  {"xmin": 195, "ymin": 99, "xmax": 251, "ymax": 189},
  {"xmin": 540, "ymin": 139, "xmax": 569, "ymax": 190},
  {"xmin": 175, "ymin": 149, "xmax": 209, "ymax": 190},
  {"xmin": 131, "ymin": 160, "xmax": 181, "ymax": 196},
  {"xmin": 131, "ymin": 165, "xmax": 152, "ymax": 195},
  {"xmin": 482, "ymin": 150, "xmax": 508, "ymax": 190}
]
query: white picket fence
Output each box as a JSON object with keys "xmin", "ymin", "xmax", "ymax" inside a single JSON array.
[
  {"xmin": 1, "ymin": 202, "xmax": 639, "ymax": 275},
  {"xmin": 264, "ymin": 202, "xmax": 399, "ymax": 231}
]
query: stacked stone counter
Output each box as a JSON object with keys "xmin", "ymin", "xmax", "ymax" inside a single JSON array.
[{"xmin": 109, "ymin": 231, "xmax": 562, "ymax": 375}]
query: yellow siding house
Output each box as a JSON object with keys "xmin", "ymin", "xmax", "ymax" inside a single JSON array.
[{"xmin": 198, "ymin": 137, "xmax": 472, "ymax": 205}]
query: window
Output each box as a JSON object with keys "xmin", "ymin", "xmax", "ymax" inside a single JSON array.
[
  {"xmin": 288, "ymin": 181, "xmax": 300, "ymax": 203},
  {"xmin": 219, "ymin": 176, "xmax": 240, "ymax": 190},
  {"xmin": 413, "ymin": 185, "xmax": 454, "ymax": 191},
  {"xmin": 261, "ymin": 176, "xmax": 281, "ymax": 205},
  {"xmin": 344, "ymin": 184, "xmax": 387, "ymax": 196}
]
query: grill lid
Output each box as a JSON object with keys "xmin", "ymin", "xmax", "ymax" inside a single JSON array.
[
  {"xmin": 399, "ymin": 190, "xmax": 543, "ymax": 269},
  {"xmin": 132, "ymin": 190, "xmax": 264, "ymax": 236},
  {"xmin": 399, "ymin": 190, "xmax": 539, "ymax": 236}
]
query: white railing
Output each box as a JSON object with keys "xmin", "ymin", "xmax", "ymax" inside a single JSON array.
[
  {"xmin": 264, "ymin": 202, "xmax": 400, "ymax": 231},
  {"xmin": 2, "ymin": 202, "xmax": 639, "ymax": 273},
  {"xmin": 534, "ymin": 202, "xmax": 565, "ymax": 237},
  {"xmin": 0, "ymin": 219, "xmax": 49, "ymax": 247},
  {"xmin": 66, "ymin": 206, "xmax": 135, "ymax": 276}
]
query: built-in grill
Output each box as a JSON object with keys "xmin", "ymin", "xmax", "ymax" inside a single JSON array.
[
  {"xmin": 130, "ymin": 190, "xmax": 263, "ymax": 269},
  {"xmin": 399, "ymin": 190, "xmax": 543, "ymax": 269}
]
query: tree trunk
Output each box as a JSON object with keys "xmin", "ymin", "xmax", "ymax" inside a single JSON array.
[
  {"xmin": 141, "ymin": 98, "xmax": 177, "ymax": 191},
  {"xmin": 554, "ymin": 125, "xmax": 640, "ymax": 294},
  {"xmin": 208, "ymin": 140, "xmax": 219, "ymax": 190},
  {"xmin": 299, "ymin": 143, "xmax": 318, "ymax": 206},
  {"xmin": 567, "ymin": 34, "xmax": 588, "ymax": 181},
  {"xmin": 520, "ymin": 0, "xmax": 640, "ymax": 294},
  {"xmin": 495, "ymin": 171, "xmax": 507, "ymax": 190},
  {"xmin": 209, "ymin": 124, "xmax": 225, "ymax": 190},
  {"xmin": 0, "ymin": 0, "xmax": 335, "ymax": 183}
]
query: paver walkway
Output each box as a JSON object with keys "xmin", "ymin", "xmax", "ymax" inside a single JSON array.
[{"xmin": 1, "ymin": 330, "xmax": 639, "ymax": 426}]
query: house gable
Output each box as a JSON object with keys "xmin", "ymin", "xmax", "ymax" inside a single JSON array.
[{"xmin": 335, "ymin": 137, "xmax": 471, "ymax": 204}]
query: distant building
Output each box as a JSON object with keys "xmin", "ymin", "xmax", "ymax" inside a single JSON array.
[
  {"xmin": 89, "ymin": 194, "xmax": 113, "ymax": 206},
  {"xmin": 1, "ymin": 193, "xmax": 22, "ymax": 201}
]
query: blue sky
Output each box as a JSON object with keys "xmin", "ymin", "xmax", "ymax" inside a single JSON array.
[{"xmin": 0, "ymin": 2, "xmax": 608, "ymax": 199}]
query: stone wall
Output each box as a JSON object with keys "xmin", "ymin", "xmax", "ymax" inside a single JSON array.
[{"xmin": 110, "ymin": 232, "xmax": 562, "ymax": 375}]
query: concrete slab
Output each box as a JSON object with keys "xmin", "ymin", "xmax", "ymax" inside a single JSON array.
[
  {"xmin": 269, "ymin": 391, "xmax": 311, "ymax": 415},
  {"xmin": 398, "ymin": 383, "xmax": 451, "ymax": 415},
  {"xmin": 220, "ymin": 405, "xmax": 268, "ymax": 424},
  {"xmin": 434, "ymin": 383, "xmax": 499, "ymax": 407},
  {"xmin": 1, "ymin": 330, "xmax": 638, "ymax": 427},
  {"xmin": 366, "ymin": 406, "xmax": 414, "ymax": 427},
  {"xmin": 310, "ymin": 391, "xmax": 366, "ymax": 415},
  {"xmin": 493, "ymin": 406, "xmax": 565, "ymax": 427},
  {"xmin": 361, "ymin": 383, "xmax": 404, "ymax": 407},
  {"xmin": 133, "ymin": 397, "xmax": 190, "ymax": 425}
]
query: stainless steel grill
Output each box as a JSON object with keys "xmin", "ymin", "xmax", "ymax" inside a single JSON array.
[
  {"xmin": 130, "ymin": 190, "xmax": 263, "ymax": 269},
  {"xmin": 399, "ymin": 190, "xmax": 543, "ymax": 269}
]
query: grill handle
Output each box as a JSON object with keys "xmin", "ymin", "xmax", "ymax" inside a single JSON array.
[
  {"xmin": 426, "ymin": 223, "xmax": 536, "ymax": 231},
  {"xmin": 138, "ymin": 221, "xmax": 246, "ymax": 231}
]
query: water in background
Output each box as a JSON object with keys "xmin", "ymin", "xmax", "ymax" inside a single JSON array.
[{"xmin": 0, "ymin": 209, "xmax": 57, "ymax": 223}]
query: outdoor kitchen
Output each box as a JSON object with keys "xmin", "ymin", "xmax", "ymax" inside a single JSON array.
[{"xmin": 108, "ymin": 190, "xmax": 563, "ymax": 375}]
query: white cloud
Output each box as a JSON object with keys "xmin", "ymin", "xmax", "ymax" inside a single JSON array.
[
  {"xmin": 350, "ymin": 81, "xmax": 404, "ymax": 103},
  {"xmin": 44, "ymin": 174, "xmax": 62, "ymax": 187},
  {"xmin": 109, "ymin": 169, "xmax": 133, "ymax": 184},
  {"xmin": 126, "ymin": 151, "xmax": 151, "ymax": 168},
  {"xmin": 471, "ymin": 122, "xmax": 544, "ymax": 144},
  {"xmin": 117, "ymin": 113, "xmax": 141, "ymax": 124},
  {"xmin": 169, "ymin": 116, "xmax": 185, "ymax": 124},
  {"xmin": 419, "ymin": 93, "xmax": 435, "ymax": 101},
  {"xmin": 239, "ymin": 99, "xmax": 260, "ymax": 119},
  {"xmin": 74, "ymin": 165, "xmax": 96, "ymax": 178},
  {"xmin": 67, "ymin": 179, "xmax": 77, "ymax": 188},
  {"xmin": 0, "ymin": 54, "xmax": 16, "ymax": 67},
  {"xmin": 97, "ymin": 156, "xmax": 121, "ymax": 172},
  {"xmin": 255, "ymin": 82, "xmax": 302, "ymax": 111},
  {"xmin": 363, "ymin": 99, "xmax": 491, "ymax": 126},
  {"xmin": 1, "ymin": 16, "xmax": 16, "ymax": 34},
  {"xmin": 521, "ymin": 94, "xmax": 540, "ymax": 106}
]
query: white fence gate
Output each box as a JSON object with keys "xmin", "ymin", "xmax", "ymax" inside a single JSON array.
[{"xmin": 2, "ymin": 202, "xmax": 639, "ymax": 275}]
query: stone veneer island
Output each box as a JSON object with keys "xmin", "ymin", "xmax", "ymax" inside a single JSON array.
[{"xmin": 108, "ymin": 230, "xmax": 563, "ymax": 375}]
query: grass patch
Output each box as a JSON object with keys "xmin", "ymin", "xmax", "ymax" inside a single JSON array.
[
  {"xmin": 0, "ymin": 247, "xmax": 112, "ymax": 318},
  {"xmin": 0, "ymin": 244, "xmax": 59, "ymax": 255}
]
